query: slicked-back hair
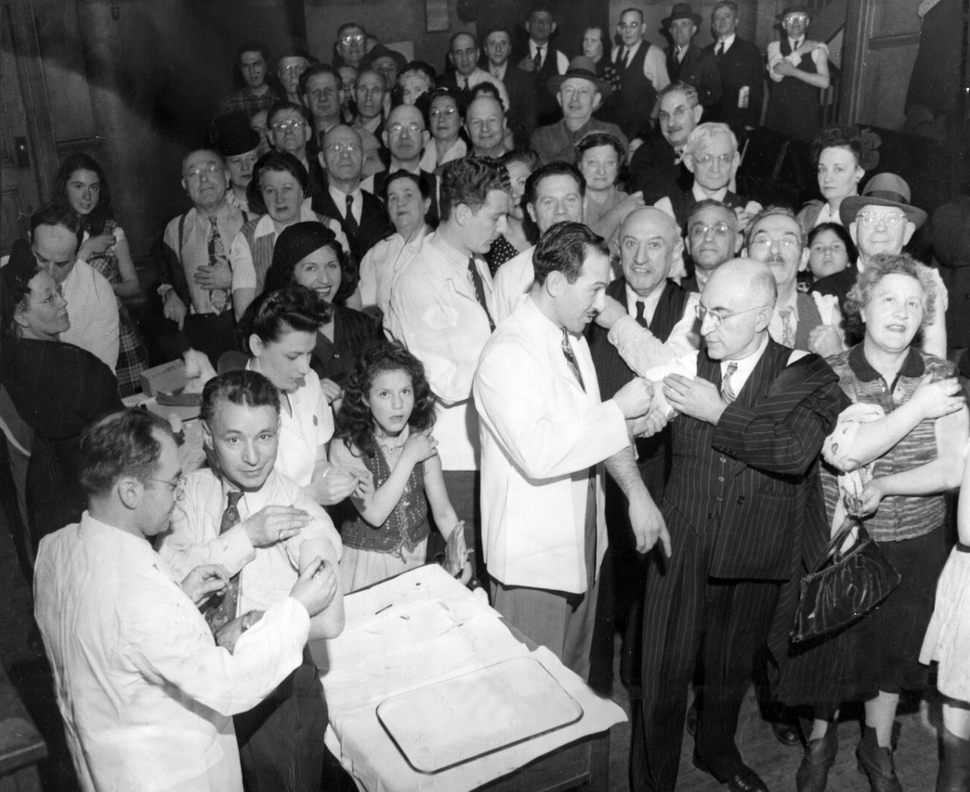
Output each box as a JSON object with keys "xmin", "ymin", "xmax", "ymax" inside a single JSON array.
[
  {"xmin": 744, "ymin": 205, "xmax": 805, "ymax": 249},
  {"xmin": 53, "ymin": 153, "xmax": 114, "ymax": 236},
  {"xmin": 30, "ymin": 203, "xmax": 81, "ymax": 238},
  {"xmin": 619, "ymin": 7, "xmax": 644, "ymax": 23},
  {"xmin": 201, "ymin": 369, "xmax": 281, "ymax": 427},
  {"xmin": 524, "ymin": 161, "xmax": 586, "ymax": 207},
  {"xmin": 267, "ymin": 100, "xmax": 308, "ymax": 129},
  {"xmin": 336, "ymin": 341, "xmax": 437, "ymax": 459},
  {"xmin": 712, "ymin": 1, "xmax": 739, "ymax": 16},
  {"xmin": 79, "ymin": 409, "xmax": 173, "ymax": 497},
  {"xmin": 239, "ymin": 285, "xmax": 331, "ymax": 353},
  {"xmin": 247, "ymin": 151, "xmax": 309, "ymax": 216},
  {"xmin": 438, "ymin": 156, "xmax": 508, "ymax": 222},
  {"xmin": 684, "ymin": 122, "xmax": 737, "ymax": 159},
  {"xmin": 688, "ymin": 198, "xmax": 739, "ymax": 228},
  {"xmin": 533, "ymin": 221, "xmax": 607, "ymax": 286},
  {"xmin": 299, "ymin": 63, "xmax": 340, "ymax": 96},
  {"xmin": 658, "ymin": 81, "xmax": 699, "ymax": 109}
]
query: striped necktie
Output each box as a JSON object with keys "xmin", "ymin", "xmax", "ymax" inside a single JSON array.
[
  {"xmin": 721, "ymin": 361, "xmax": 739, "ymax": 403},
  {"xmin": 561, "ymin": 328, "xmax": 586, "ymax": 391},
  {"xmin": 202, "ymin": 490, "xmax": 244, "ymax": 632}
]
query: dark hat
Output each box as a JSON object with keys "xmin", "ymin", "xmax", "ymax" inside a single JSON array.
[
  {"xmin": 662, "ymin": 3, "xmax": 702, "ymax": 28},
  {"xmin": 360, "ymin": 44, "xmax": 407, "ymax": 75},
  {"xmin": 214, "ymin": 112, "xmax": 260, "ymax": 157},
  {"xmin": 839, "ymin": 173, "xmax": 928, "ymax": 229},
  {"xmin": 778, "ymin": 3, "xmax": 812, "ymax": 22},
  {"xmin": 547, "ymin": 56, "xmax": 612, "ymax": 99}
]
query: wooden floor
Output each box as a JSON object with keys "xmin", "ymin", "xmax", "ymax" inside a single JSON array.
[{"xmin": 0, "ymin": 504, "xmax": 945, "ymax": 791}]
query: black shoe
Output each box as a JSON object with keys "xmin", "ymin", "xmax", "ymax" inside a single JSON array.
[
  {"xmin": 686, "ymin": 698, "xmax": 699, "ymax": 737},
  {"xmin": 856, "ymin": 723, "xmax": 902, "ymax": 792},
  {"xmin": 772, "ymin": 718, "xmax": 802, "ymax": 747},
  {"xmin": 796, "ymin": 723, "xmax": 838, "ymax": 792},
  {"xmin": 725, "ymin": 765, "xmax": 770, "ymax": 792}
]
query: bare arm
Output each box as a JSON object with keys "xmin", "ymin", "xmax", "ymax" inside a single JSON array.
[
  {"xmin": 111, "ymin": 236, "xmax": 142, "ymax": 298},
  {"xmin": 604, "ymin": 445, "xmax": 670, "ymax": 556}
]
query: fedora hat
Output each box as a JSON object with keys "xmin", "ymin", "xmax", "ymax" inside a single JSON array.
[
  {"xmin": 778, "ymin": 3, "xmax": 811, "ymax": 22},
  {"xmin": 839, "ymin": 173, "xmax": 928, "ymax": 229},
  {"xmin": 547, "ymin": 56, "xmax": 612, "ymax": 99},
  {"xmin": 662, "ymin": 3, "xmax": 702, "ymax": 28},
  {"xmin": 214, "ymin": 111, "xmax": 261, "ymax": 157}
]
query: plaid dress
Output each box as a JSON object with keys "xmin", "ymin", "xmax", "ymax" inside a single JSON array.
[{"xmin": 84, "ymin": 221, "xmax": 150, "ymax": 396}]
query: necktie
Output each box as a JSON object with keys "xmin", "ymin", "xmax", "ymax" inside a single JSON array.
[
  {"xmin": 721, "ymin": 361, "xmax": 739, "ymax": 403},
  {"xmin": 779, "ymin": 306, "xmax": 796, "ymax": 348},
  {"xmin": 621, "ymin": 47, "xmax": 630, "ymax": 68},
  {"xmin": 534, "ymin": 46, "xmax": 543, "ymax": 71},
  {"xmin": 677, "ymin": 47, "xmax": 686, "ymax": 63},
  {"xmin": 561, "ymin": 328, "xmax": 586, "ymax": 391},
  {"xmin": 202, "ymin": 490, "xmax": 244, "ymax": 632},
  {"xmin": 467, "ymin": 257, "xmax": 495, "ymax": 331},
  {"xmin": 344, "ymin": 193, "xmax": 360, "ymax": 241},
  {"xmin": 715, "ymin": 42, "xmax": 724, "ymax": 57},
  {"xmin": 207, "ymin": 216, "xmax": 230, "ymax": 314},
  {"xmin": 635, "ymin": 300, "xmax": 648, "ymax": 328}
]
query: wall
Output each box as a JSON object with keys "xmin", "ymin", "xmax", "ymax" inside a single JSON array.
[{"xmin": 29, "ymin": 0, "xmax": 303, "ymax": 259}]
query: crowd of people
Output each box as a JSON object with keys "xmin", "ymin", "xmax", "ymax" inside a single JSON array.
[{"xmin": 3, "ymin": 1, "xmax": 970, "ymax": 791}]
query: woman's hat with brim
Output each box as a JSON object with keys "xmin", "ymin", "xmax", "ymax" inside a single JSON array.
[
  {"xmin": 215, "ymin": 112, "xmax": 261, "ymax": 157},
  {"xmin": 360, "ymin": 44, "xmax": 408, "ymax": 75},
  {"xmin": 839, "ymin": 173, "xmax": 928, "ymax": 229},
  {"xmin": 548, "ymin": 56, "xmax": 612, "ymax": 99},
  {"xmin": 662, "ymin": 3, "xmax": 703, "ymax": 28}
]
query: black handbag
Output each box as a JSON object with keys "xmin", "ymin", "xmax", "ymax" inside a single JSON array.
[{"xmin": 791, "ymin": 516, "xmax": 901, "ymax": 643}]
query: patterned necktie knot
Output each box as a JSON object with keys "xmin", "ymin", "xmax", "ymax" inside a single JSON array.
[
  {"xmin": 207, "ymin": 216, "xmax": 230, "ymax": 314},
  {"xmin": 721, "ymin": 361, "xmax": 739, "ymax": 403},
  {"xmin": 467, "ymin": 257, "xmax": 495, "ymax": 331},
  {"xmin": 561, "ymin": 328, "xmax": 586, "ymax": 391},
  {"xmin": 204, "ymin": 490, "xmax": 245, "ymax": 633}
]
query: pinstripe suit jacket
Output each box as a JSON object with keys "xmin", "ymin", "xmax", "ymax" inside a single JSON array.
[{"xmin": 664, "ymin": 338, "xmax": 847, "ymax": 581}]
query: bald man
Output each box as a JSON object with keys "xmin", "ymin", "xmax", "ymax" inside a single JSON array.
[
  {"xmin": 586, "ymin": 207, "xmax": 701, "ymax": 695},
  {"xmin": 630, "ymin": 258, "xmax": 847, "ymax": 792}
]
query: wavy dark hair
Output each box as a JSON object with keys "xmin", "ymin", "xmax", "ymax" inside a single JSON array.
[
  {"xmin": 336, "ymin": 342, "xmax": 436, "ymax": 460},
  {"xmin": 263, "ymin": 221, "xmax": 359, "ymax": 304},
  {"xmin": 238, "ymin": 285, "xmax": 331, "ymax": 354},
  {"xmin": 53, "ymin": 153, "xmax": 114, "ymax": 236},
  {"xmin": 247, "ymin": 151, "xmax": 309, "ymax": 216},
  {"xmin": 807, "ymin": 221, "xmax": 858, "ymax": 267},
  {"xmin": 0, "ymin": 240, "xmax": 40, "ymax": 337},
  {"xmin": 811, "ymin": 124, "xmax": 881, "ymax": 172}
]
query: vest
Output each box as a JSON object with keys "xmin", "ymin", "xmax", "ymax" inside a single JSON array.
[
  {"xmin": 617, "ymin": 42, "xmax": 658, "ymax": 140},
  {"xmin": 665, "ymin": 339, "xmax": 805, "ymax": 579},
  {"xmin": 240, "ymin": 218, "xmax": 276, "ymax": 297},
  {"xmin": 766, "ymin": 38, "xmax": 821, "ymax": 142},
  {"xmin": 534, "ymin": 45, "xmax": 564, "ymax": 126},
  {"xmin": 793, "ymin": 291, "xmax": 823, "ymax": 351},
  {"xmin": 339, "ymin": 444, "xmax": 430, "ymax": 555}
]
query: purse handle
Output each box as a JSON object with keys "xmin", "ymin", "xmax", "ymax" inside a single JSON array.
[{"xmin": 809, "ymin": 515, "xmax": 869, "ymax": 574}]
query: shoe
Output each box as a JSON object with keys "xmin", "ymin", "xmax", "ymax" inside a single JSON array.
[
  {"xmin": 686, "ymin": 698, "xmax": 699, "ymax": 737},
  {"xmin": 773, "ymin": 718, "xmax": 802, "ymax": 748},
  {"xmin": 856, "ymin": 723, "xmax": 902, "ymax": 792},
  {"xmin": 938, "ymin": 725, "xmax": 970, "ymax": 792},
  {"xmin": 725, "ymin": 765, "xmax": 770, "ymax": 792},
  {"xmin": 796, "ymin": 722, "xmax": 839, "ymax": 792}
]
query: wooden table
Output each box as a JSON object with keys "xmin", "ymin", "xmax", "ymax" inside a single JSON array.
[
  {"xmin": 314, "ymin": 565, "xmax": 621, "ymax": 792},
  {"xmin": 0, "ymin": 663, "xmax": 45, "ymax": 792}
]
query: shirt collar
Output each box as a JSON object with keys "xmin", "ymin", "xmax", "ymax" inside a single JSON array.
[
  {"xmin": 329, "ymin": 183, "xmax": 361, "ymax": 207},
  {"xmin": 219, "ymin": 467, "xmax": 282, "ymax": 518},
  {"xmin": 625, "ymin": 282, "xmax": 664, "ymax": 318},
  {"xmin": 430, "ymin": 230, "xmax": 473, "ymax": 271},
  {"xmin": 788, "ymin": 37, "xmax": 804, "ymax": 50},
  {"xmin": 720, "ymin": 332, "xmax": 770, "ymax": 384},
  {"xmin": 692, "ymin": 182, "xmax": 728, "ymax": 202},
  {"xmin": 490, "ymin": 63, "xmax": 507, "ymax": 80},
  {"xmin": 717, "ymin": 33, "xmax": 736, "ymax": 50},
  {"xmin": 847, "ymin": 343, "xmax": 925, "ymax": 383}
]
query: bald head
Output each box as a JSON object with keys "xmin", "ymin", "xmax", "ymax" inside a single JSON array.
[{"xmin": 700, "ymin": 258, "xmax": 776, "ymax": 360}]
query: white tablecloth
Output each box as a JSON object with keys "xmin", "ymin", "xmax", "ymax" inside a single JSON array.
[{"xmin": 314, "ymin": 565, "xmax": 625, "ymax": 792}]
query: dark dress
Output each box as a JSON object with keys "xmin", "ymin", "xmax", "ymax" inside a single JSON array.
[
  {"xmin": 310, "ymin": 304, "xmax": 382, "ymax": 387},
  {"xmin": 0, "ymin": 337, "xmax": 123, "ymax": 549}
]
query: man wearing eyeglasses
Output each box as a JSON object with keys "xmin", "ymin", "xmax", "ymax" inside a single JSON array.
[
  {"xmin": 631, "ymin": 257, "xmax": 846, "ymax": 792},
  {"xmin": 812, "ymin": 172, "xmax": 947, "ymax": 356},
  {"xmin": 654, "ymin": 122, "xmax": 758, "ymax": 232},
  {"xmin": 159, "ymin": 370, "xmax": 344, "ymax": 792},
  {"xmin": 744, "ymin": 206, "xmax": 844, "ymax": 357},
  {"xmin": 312, "ymin": 124, "xmax": 392, "ymax": 263},
  {"xmin": 437, "ymin": 32, "xmax": 510, "ymax": 113},
  {"xmin": 267, "ymin": 101, "xmax": 326, "ymax": 205},
  {"xmin": 333, "ymin": 23, "xmax": 367, "ymax": 70},
  {"xmin": 276, "ymin": 48, "xmax": 310, "ymax": 106},
  {"xmin": 35, "ymin": 408, "xmax": 340, "ymax": 792},
  {"xmin": 370, "ymin": 103, "xmax": 439, "ymax": 219}
]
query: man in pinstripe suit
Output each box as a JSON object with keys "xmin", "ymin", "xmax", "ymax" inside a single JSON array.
[{"xmin": 631, "ymin": 259, "xmax": 847, "ymax": 792}]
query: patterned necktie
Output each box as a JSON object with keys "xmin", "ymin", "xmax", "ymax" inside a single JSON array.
[
  {"xmin": 779, "ymin": 306, "xmax": 796, "ymax": 348},
  {"xmin": 207, "ymin": 216, "xmax": 230, "ymax": 314},
  {"xmin": 533, "ymin": 46, "xmax": 543, "ymax": 71},
  {"xmin": 635, "ymin": 300, "xmax": 648, "ymax": 328},
  {"xmin": 721, "ymin": 361, "xmax": 739, "ymax": 403},
  {"xmin": 467, "ymin": 257, "xmax": 495, "ymax": 331},
  {"xmin": 344, "ymin": 193, "xmax": 360, "ymax": 241},
  {"xmin": 202, "ymin": 490, "xmax": 244, "ymax": 632},
  {"xmin": 562, "ymin": 328, "xmax": 586, "ymax": 391}
]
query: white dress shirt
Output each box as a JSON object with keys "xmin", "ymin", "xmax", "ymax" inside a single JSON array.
[
  {"xmin": 329, "ymin": 184, "xmax": 363, "ymax": 224},
  {"xmin": 159, "ymin": 467, "xmax": 342, "ymax": 617},
  {"xmin": 244, "ymin": 362, "xmax": 334, "ymax": 488},
  {"xmin": 474, "ymin": 297, "xmax": 630, "ymax": 593},
  {"xmin": 359, "ymin": 225, "xmax": 429, "ymax": 314},
  {"xmin": 60, "ymin": 259, "xmax": 120, "ymax": 372},
  {"xmin": 529, "ymin": 41, "xmax": 570, "ymax": 74},
  {"xmin": 385, "ymin": 231, "xmax": 493, "ymax": 470},
  {"xmin": 715, "ymin": 33, "xmax": 737, "ymax": 55},
  {"xmin": 611, "ymin": 40, "xmax": 671, "ymax": 91},
  {"xmin": 35, "ymin": 512, "xmax": 310, "ymax": 792},
  {"xmin": 766, "ymin": 39, "xmax": 829, "ymax": 83}
]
